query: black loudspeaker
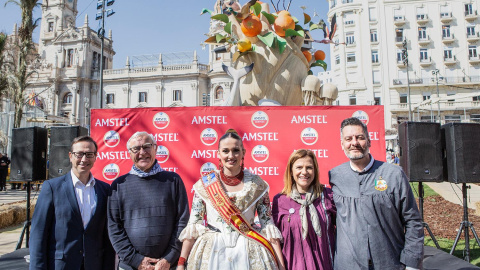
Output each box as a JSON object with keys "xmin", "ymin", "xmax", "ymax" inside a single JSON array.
[
  {"xmin": 398, "ymin": 122, "xmax": 444, "ymax": 182},
  {"xmin": 10, "ymin": 127, "xmax": 48, "ymax": 181},
  {"xmin": 48, "ymin": 126, "xmax": 88, "ymax": 179},
  {"xmin": 442, "ymin": 123, "xmax": 480, "ymax": 183}
]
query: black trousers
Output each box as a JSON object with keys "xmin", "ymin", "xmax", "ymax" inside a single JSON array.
[{"xmin": 0, "ymin": 169, "xmax": 7, "ymax": 189}]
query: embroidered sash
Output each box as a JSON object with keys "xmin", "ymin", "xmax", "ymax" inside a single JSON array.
[{"xmin": 200, "ymin": 172, "xmax": 278, "ymax": 266}]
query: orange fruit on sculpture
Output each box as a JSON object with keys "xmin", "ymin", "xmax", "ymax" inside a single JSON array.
[
  {"xmin": 302, "ymin": 50, "xmax": 312, "ymax": 63},
  {"xmin": 314, "ymin": 50, "xmax": 326, "ymax": 61},
  {"xmin": 241, "ymin": 14, "xmax": 262, "ymax": 37},
  {"xmin": 274, "ymin": 10, "xmax": 295, "ymax": 37}
]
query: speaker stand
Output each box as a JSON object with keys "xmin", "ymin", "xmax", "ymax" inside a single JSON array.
[
  {"xmin": 450, "ymin": 183, "xmax": 480, "ymax": 262},
  {"xmin": 418, "ymin": 182, "xmax": 440, "ymax": 249},
  {"xmin": 15, "ymin": 182, "xmax": 31, "ymax": 250}
]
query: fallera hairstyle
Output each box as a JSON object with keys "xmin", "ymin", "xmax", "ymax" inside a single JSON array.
[
  {"xmin": 126, "ymin": 131, "xmax": 156, "ymax": 149},
  {"xmin": 281, "ymin": 149, "xmax": 323, "ymax": 197},
  {"xmin": 340, "ymin": 117, "xmax": 369, "ymax": 139},
  {"xmin": 218, "ymin": 128, "xmax": 245, "ymax": 150},
  {"xmin": 70, "ymin": 136, "xmax": 98, "ymax": 153}
]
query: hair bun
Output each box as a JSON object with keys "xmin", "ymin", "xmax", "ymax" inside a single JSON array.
[{"xmin": 225, "ymin": 129, "xmax": 239, "ymax": 136}]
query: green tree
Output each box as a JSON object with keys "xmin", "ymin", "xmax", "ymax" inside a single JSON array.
[
  {"xmin": 0, "ymin": 33, "xmax": 8, "ymax": 97},
  {"xmin": 4, "ymin": 0, "xmax": 46, "ymax": 128}
]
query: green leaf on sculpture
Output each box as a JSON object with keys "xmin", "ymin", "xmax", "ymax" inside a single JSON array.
[
  {"xmin": 297, "ymin": 29, "xmax": 305, "ymax": 37},
  {"xmin": 294, "ymin": 25, "xmax": 305, "ymax": 37},
  {"xmin": 308, "ymin": 70, "xmax": 313, "ymax": 75},
  {"xmin": 285, "ymin": 29, "xmax": 302, "ymax": 37},
  {"xmin": 224, "ymin": 22, "xmax": 232, "ymax": 34},
  {"xmin": 276, "ymin": 36, "xmax": 287, "ymax": 54},
  {"xmin": 200, "ymin": 8, "xmax": 213, "ymax": 15},
  {"xmin": 311, "ymin": 60, "xmax": 327, "ymax": 71},
  {"xmin": 251, "ymin": 3, "xmax": 262, "ymax": 16},
  {"xmin": 216, "ymin": 34, "xmax": 226, "ymax": 43},
  {"xmin": 204, "ymin": 36, "xmax": 217, "ymax": 43},
  {"xmin": 309, "ymin": 23, "xmax": 322, "ymax": 31},
  {"xmin": 258, "ymin": 32, "xmax": 275, "ymax": 47},
  {"xmin": 211, "ymin": 14, "xmax": 229, "ymax": 23},
  {"xmin": 292, "ymin": 16, "xmax": 299, "ymax": 24},
  {"xmin": 304, "ymin": 13, "xmax": 311, "ymax": 24},
  {"xmin": 261, "ymin": 12, "xmax": 276, "ymax": 25}
]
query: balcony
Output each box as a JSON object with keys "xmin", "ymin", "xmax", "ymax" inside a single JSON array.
[
  {"xmin": 396, "ymin": 60, "xmax": 406, "ymax": 67},
  {"xmin": 465, "ymin": 10, "xmax": 479, "ymax": 21},
  {"xmin": 395, "ymin": 37, "xmax": 404, "ymax": 46},
  {"xmin": 467, "ymin": 32, "xmax": 480, "ymax": 43},
  {"xmin": 444, "ymin": 56, "xmax": 458, "ymax": 66},
  {"xmin": 419, "ymin": 57, "xmax": 432, "ymax": 66},
  {"xmin": 440, "ymin": 12, "xmax": 453, "ymax": 23},
  {"xmin": 416, "ymin": 14, "xmax": 430, "ymax": 24},
  {"xmin": 469, "ymin": 56, "xmax": 480, "ymax": 64},
  {"xmin": 442, "ymin": 34, "xmax": 455, "ymax": 44},
  {"xmin": 394, "ymin": 16, "xmax": 406, "ymax": 26},
  {"xmin": 392, "ymin": 78, "xmax": 424, "ymax": 85},
  {"xmin": 418, "ymin": 36, "xmax": 431, "ymax": 46},
  {"xmin": 392, "ymin": 75, "xmax": 479, "ymax": 87}
]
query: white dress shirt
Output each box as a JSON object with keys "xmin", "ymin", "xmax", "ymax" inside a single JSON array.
[{"xmin": 71, "ymin": 171, "xmax": 97, "ymax": 229}]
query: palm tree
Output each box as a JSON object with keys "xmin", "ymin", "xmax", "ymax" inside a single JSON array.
[
  {"xmin": 0, "ymin": 33, "xmax": 8, "ymax": 96},
  {"xmin": 4, "ymin": 0, "xmax": 46, "ymax": 128}
]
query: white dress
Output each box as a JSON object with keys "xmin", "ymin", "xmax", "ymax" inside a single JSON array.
[{"xmin": 179, "ymin": 170, "xmax": 282, "ymax": 270}]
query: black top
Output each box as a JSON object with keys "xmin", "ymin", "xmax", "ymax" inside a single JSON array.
[
  {"xmin": 0, "ymin": 156, "xmax": 10, "ymax": 170},
  {"xmin": 108, "ymin": 171, "xmax": 190, "ymax": 270}
]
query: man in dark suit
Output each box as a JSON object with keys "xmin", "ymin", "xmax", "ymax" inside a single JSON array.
[{"xmin": 30, "ymin": 135, "xmax": 115, "ymax": 270}]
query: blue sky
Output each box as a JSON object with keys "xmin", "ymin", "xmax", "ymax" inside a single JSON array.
[{"xmin": 0, "ymin": 0, "xmax": 330, "ymax": 70}]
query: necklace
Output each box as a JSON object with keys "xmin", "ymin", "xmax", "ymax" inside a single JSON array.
[{"xmin": 220, "ymin": 169, "xmax": 244, "ymax": 186}]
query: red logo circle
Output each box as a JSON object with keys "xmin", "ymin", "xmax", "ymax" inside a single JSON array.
[
  {"xmin": 251, "ymin": 111, "xmax": 269, "ymax": 129},
  {"xmin": 300, "ymin": 128, "xmax": 318, "ymax": 145},
  {"xmin": 103, "ymin": 131, "xmax": 120, "ymax": 148},
  {"xmin": 103, "ymin": 163, "xmax": 120, "ymax": 181},
  {"xmin": 251, "ymin": 145, "xmax": 269, "ymax": 163},
  {"xmin": 153, "ymin": 112, "xmax": 170, "ymax": 129},
  {"xmin": 200, "ymin": 128, "xmax": 218, "ymax": 146},
  {"xmin": 156, "ymin": 145, "xmax": 170, "ymax": 163}
]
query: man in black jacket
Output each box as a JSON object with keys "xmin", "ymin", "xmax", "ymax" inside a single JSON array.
[
  {"xmin": 0, "ymin": 152, "xmax": 10, "ymax": 191},
  {"xmin": 108, "ymin": 131, "xmax": 189, "ymax": 270}
]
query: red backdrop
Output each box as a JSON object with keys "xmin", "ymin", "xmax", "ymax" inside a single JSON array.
[{"xmin": 90, "ymin": 106, "xmax": 385, "ymax": 202}]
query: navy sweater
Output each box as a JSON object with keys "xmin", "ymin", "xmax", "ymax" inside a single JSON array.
[{"xmin": 107, "ymin": 171, "xmax": 189, "ymax": 269}]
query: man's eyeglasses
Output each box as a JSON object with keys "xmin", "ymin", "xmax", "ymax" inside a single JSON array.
[
  {"xmin": 71, "ymin": 152, "xmax": 96, "ymax": 159},
  {"xmin": 129, "ymin": 143, "xmax": 155, "ymax": 154}
]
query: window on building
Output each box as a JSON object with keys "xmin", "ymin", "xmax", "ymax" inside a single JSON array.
[
  {"xmin": 445, "ymin": 115, "xmax": 461, "ymax": 123},
  {"xmin": 106, "ymin": 94, "xmax": 115, "ymax": 104},
  {"xmin": 467, "ymin": 26, "xmax": 476, "ymax": 37},
  {"xmin": 92, "ymin": 52, "xmax": 98, "ymax": 69},
  {"xmin": 423, "ymin": 92, "xmax": 431, "ymax": 101},
  {"xmin": 335, "ymin": 55, "xmax": 340, "ymax": 65},
  {"xmin": 63, "ymin": 93, "xmax": 72, "ymax": 104},
  {"xmin": 471, "ymin": 114, "xmax": 480, "ymax": 123},
  {"xmin": 440, "ymin": 5, "xmax": 451, "ymax": 17},
  {"xmin": 67, "ymin": 49, "xmax": 74, "ymax": 67},
  {"xmin": 397, "ymin": 50, "xmax": 403, "ymax": 62},
  {"xmin": 370, "ymin": 30, "xmax": 378, "ymax": 42},
  {"xmin": 345, "ymin": 32, "xmax": 355, "ymax": 45},
  {"xmin": 369, "ymin": 8, "xmax": 377, "ymax": 21},
  {"xmin": 418, "ymin": 27, "xmax": 427, "ymax": 40},
  {"xmin": 349, "ymin": 95, "xmax": 356, "ymax": 105},
  {"xmin": 394, "ymin": 9, "xmax": 405, "ymax": 21},
  {"xmin": 372, "ymin": 70, "xmax": 380, "ymax": 84},
  {"xmin": 48, "ymin": 22, "xmax": 54, "ymax": 32},
  {"xmin": 469, "ymin": 46, "xmax": 478, "ymax": 58},
  {"xmin": 420, "ymin": 49, "xmax": 428, "ymax": 61},
  {"xmin": 400, "ymin": 94, "xmax": 408, "ymax": 104},
  {"xmin": 173, "ymin": 90, "xmax": 182, "ymax": 101},
  {"xmin": 374, "ymin": 96, "xmax": 381, "ymax": 105},
  {"xmin": 344, "ymin": 12, "xmax": 354, "ymax": 25},
  {"xmin": 395, "ymin": 28, "xmax": 404, "ymax": 42},
  {"xmin": 139, "ymin": 92, "xmax": 147, "ymax": 103},
  {"xmin": 343, "ymin": 0, "xmax": 353, "ymax": 4},
  {"xmin": 442, "ymin": 25, "xmax": 451, "ymax": 38},
  {"xmin": 465, "ymin": 3, "xmax": 473, "ymax": 16},
  {"xmin": 417, "ymin": 7, "xmax": 427, "ymax": 19},
  {"xmin": 102, "ymin": 56, "xmax": 107, "ymax": 70},
  {"xmin": 444, "ymin": 48, "xmax": 453, "ymax": 60},
  {"xmin": 397, "ymin": 116, "xmax": 408, "ymax": 125},
  {"xmin": 215, "ymin": 86, "xmax": 224, "ymax": 100},
  {"xmin": 330, "ymin": 0, "xmax": 337, "ymax": 8},
  {"xmin": 346, "ymin": 53, "xmax": 356, "ymax": 64},
  {"xmin": 371, "ymin": 50, "xmax": 379, "ymax": 63},
  {"xmin": 421, "ymin": 115, "xmax": 437, "ymax": 122},
  {"xmin": 447, "ymin": 92, "xmax": 455, "ymax": 103},
  {"xmin": 215, "ymin": 52, "xmax": 221, "ymax": 61},
  {"xmin": 473, "ymin": 96, "xmax": 480, "ymax": 101}
]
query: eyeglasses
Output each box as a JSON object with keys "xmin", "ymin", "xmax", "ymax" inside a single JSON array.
[
  {"xmin": 71, "ymin": 152, "xmax": 96, "ymax": 159},
  {"xmin": 129, "ymin": 143, "xmax": 155, "ymax": 154}
]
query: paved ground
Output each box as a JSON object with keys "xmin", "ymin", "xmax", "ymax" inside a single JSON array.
[{"xmin": 425, "ymin": 182, "xmax": 480, "ymax": 210}]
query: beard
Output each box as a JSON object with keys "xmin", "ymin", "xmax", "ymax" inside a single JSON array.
[{"xmin": 344, "ymin": 147, "xmax": 369, "ymax": 160}]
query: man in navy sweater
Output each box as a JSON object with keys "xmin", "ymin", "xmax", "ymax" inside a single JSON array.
[{"xmin": 108, "ymin": 131, "xmax": 189, "ymax": 270}]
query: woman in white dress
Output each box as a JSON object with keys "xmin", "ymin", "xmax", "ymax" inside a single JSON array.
[{"xmin": 175, "ymin": 130, "xmax": 285, "ymax": 270}]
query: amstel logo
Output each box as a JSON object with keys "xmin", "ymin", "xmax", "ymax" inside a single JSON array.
[
  {"xmin": 200, "ymin": 128, "xmax": 218, "ymax": 146},
  {"xmin": 300, "ymin": 128, "xmax": 318, "ymax": 145},
  {"xmin": 156, "ymin": 145, "xmax": 170, "ymax": 163},
  {"xmin": 352, "ymin": 110, "xmax": 369, "ymax": 125},
  {"xmin": 103, "ymin": 163, "xmax": 120, "ymax": 181},
  {"xmin": 251, "ymin": 145, "xmax": 269, "ymax": 163},
  {"xmin": 251, "ymin": 111, "xmax": 269, "ymax": 129},
  {"xmin": 103, "ymin": 131, "xmax": 120, "ymax": 148},
  {"xmin": 200, "ymin": 162, "xmax": 217, "ymax": 176},
  {"xmin": 153, "ymin": 112, "xmax": 170, "ymax": 129}
]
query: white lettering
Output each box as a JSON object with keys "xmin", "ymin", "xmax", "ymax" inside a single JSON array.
[
  {"xmin": 97, "ymin": 151, "xmax": 130, "ymax": 160},
  {"xmin": 291, "ymin": 115, "xmax": 328, "ymax": 124},
  {"xmin": 191, "ymin": 150, "xmax": 218, "ymax": 159},
  {"xmin": 246, "ymin": 167, "xmax": 280, "ymax": 176},
  {"xmin": 153, "ymin": 133, "xmax": 179, "ymax": 142},
  {"xmin": 162, "ymin": 167, "xmax": 179, "ymax": 172},
  {"xmin": 242, "ymin": 132, "xmax": 279, "ymax": 141},
  {"xmin": 369, "ymin": 132, "xmax": 380, "ymax": 141},
  {"xmin": 191, "ymin": 116, "xmax": 227, "ymax": 125},
  {"xmin": 95, "ymin": 118, "xmax": 129, "ymax": 127}
]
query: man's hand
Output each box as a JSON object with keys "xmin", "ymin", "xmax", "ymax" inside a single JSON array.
[
  {"xmin": 138, "ymin": 256, "xmax": 159, "ymax": 270},
  {"xmin": 154, "ymin": 259, "xmax": 171, "ymax": 270}
]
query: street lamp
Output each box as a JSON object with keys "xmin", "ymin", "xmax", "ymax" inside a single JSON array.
[
  {"xmin": 96, "ymin": 0, "xmax": 115, "ymax": 109},
  {"xmin": 432, "ymin": 69, "xmax": 441, "ymax": 123},
  {"xmin": 402, "ymin": 39, "xmax": 412, "ymax": 121}
]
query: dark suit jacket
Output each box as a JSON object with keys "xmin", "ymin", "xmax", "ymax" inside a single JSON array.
[{"xmin": 29, "ymin": 172, "xmax": 115, "ymax": 270}]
